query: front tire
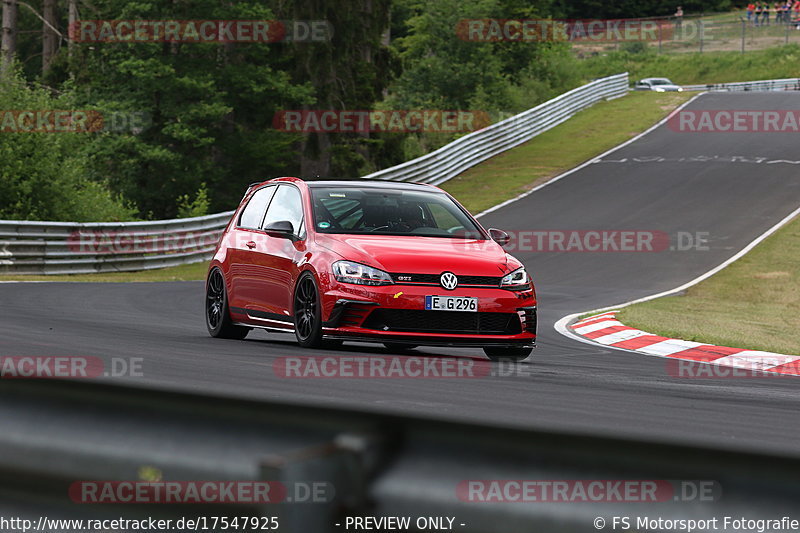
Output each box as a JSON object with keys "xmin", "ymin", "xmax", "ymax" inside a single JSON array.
[
  {"xmin": 206, "ymin": 267, "xmax": 250, "ymax": 340},
  {"xmin": 294, "ymin": 273, "xmax": 325, "ymax": 348},
  {"xmin": 483, "ymin": 346, "xmax": 533, "ymax": 362}
]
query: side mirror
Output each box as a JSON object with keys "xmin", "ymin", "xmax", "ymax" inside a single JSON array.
[
  {"xmin": 488, "ymin": 228, "xmax": 510, "ymax": 246},
  {"xmin": 264, "ymin": 220, "xmax": 295, "ymax": 240}
]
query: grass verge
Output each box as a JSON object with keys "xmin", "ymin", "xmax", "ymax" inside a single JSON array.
[
  {"xmin": 617, "ymin": 215, "xmax": 800, "ymax": 356},
  {"xmin": 0, "ymin": 261, "xmax": 208, "ymax": 283},
  {"xmin": 0, "ymin": 91, "xmax": 692, "ymax": 283},
  {"xmin": 578, "ymin": 44, "xmax": 800, "ymax": 85},
  {"xmin": 441, "ymin": 91, "xmax": 693, "ymax": 214}
]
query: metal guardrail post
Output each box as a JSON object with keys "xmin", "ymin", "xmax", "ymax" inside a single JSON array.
[
  {"xmin": 260, "ymin": 433, "xmax": 387, "ymax": 533},
  {"xmin": 742, "ymin": 18, "xmax": 746, "ymax": 53}
]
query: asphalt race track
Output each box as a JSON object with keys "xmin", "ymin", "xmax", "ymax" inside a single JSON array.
[{"xmin": 4, "ymin": 92, "xmax": 800, "ymax": 454}]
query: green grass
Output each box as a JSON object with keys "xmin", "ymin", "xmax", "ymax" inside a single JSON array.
[
  {"xmin": 441, "ymin": 91, "xmax": 693, "ymax": 214},
  {"xmin": 618, "ymin": 216, "xmax": 800, "ymax": 356},
  {"xmin": 578, "ymin": 44, "xmax": 800, "ymax": 84},
  {"xmin": 0, "ymin": 261, "xmax": 209, "ymax": 282}
]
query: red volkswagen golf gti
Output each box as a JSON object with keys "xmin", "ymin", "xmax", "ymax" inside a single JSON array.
[{"xmin": 205, "ymin": 177, "xmax": 537, "ymax": 360}]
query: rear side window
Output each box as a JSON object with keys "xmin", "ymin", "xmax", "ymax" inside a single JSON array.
[
  {"xmin": 238, "ymin": 186, "xmax": 276, "ymax": 229},
  {"xmin": 262, "ymin": 185, "xmax": 304, "ymax": 235}
]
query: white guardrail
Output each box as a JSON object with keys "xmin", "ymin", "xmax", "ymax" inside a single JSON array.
[
  {"xmin": 683, "ymin": 77, "xmax": 800, "ymax": 92},
  {"xmin": 0, "ymin": 212, "xmax": 235, "ymax": 275},
  {"xmin": 0, "ymin": 73, "xmax": 630, "ymax": 275},
  {"xmin": 362, "ymin": 72, "xmax": 630, "ymax": 185}
]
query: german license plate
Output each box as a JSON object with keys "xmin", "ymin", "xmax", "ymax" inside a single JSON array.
[{"xmin": 425, "ymin": 295, "xmax": 477, "ymax": 312}]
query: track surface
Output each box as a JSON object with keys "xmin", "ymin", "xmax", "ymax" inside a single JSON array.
[{"xmin": 4, "ymin": 92, "xmax": 800, "ymax": 454}]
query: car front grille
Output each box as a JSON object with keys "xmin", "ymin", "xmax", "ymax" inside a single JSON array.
[
  {"xmin": 362, "ymin": 309, "xmax": 521, "ymax": 335},
  {"xmin": 391, "ymin": 273, "xmax": 501, "ymax": 287}
]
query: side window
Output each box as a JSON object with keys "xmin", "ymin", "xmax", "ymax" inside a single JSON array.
[
  {"xmin": 262, "ymin": 185, "xmax": 304, "ymax": 235},
  {"xmin": 238, "ymin": 186, "xmax": 276, "ymax": 229}
]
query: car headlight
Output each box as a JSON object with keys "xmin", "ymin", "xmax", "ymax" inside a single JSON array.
[
  {"xmin": 677, "ymin": 87, "xmax": 684, "ymax": 92},
  {"xmin": 500, "ymin": 267, "xmax": 530, "ymax": 289},
  {"xmin": 332, "ymin": 261, "xmax": 394, "ymax": 286}
]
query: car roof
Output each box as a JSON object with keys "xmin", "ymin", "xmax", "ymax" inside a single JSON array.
[
  {"xmin": 245, "ymin": 177, "xmax": 440, "ymax": 193},
  {"xmin": 641, "ymin": 77, "xmax": 672, "ymax": 83},
  {"xmin": 304, "ymin": 179, "xmax": 437, "ymax": 191}
]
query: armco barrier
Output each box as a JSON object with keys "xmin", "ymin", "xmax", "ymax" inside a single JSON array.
[
  {"xmin": 0, "ymin": 74, "xmax": 629, "ymax": 276},
  {"xmin": 1, "ymin": 379, "xmax": 799, "ymax": 532},
  {"xmin": 682, "ymin": 77, "xmax": 800, "ymax": 92},
  {"xmin": 0, "ymin": 211, "xmax": 234, "ymax": 275},
  {"xmin": 361, "ymin": 72, "xmax": 630, "ymax": 185}
]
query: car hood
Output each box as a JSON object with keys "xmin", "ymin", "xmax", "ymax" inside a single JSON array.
[{"xmin": 315, "ymin": 233, "xmax": 515, "ymax": 276}]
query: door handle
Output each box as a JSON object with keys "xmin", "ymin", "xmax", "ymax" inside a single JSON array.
[{"xmin": 246, "ymin": 241, "xmax": 256, "ymax": 249}]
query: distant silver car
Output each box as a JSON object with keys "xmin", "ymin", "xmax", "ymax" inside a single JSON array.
[{"xmin": 634, "ymin": 78, "xmax": 684, "ymax": 92}]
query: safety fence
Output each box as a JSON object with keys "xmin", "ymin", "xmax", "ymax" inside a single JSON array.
[
  {"xmin": 0, "ymin": 74, "xmax": 630, "ymax": 275},
  {"xmin": 0, "ymin": 211, "xmax": 234, "ymax": 275},
  {"xmin": 361, "ymin": 73, "xmax": 630, "ymax": 185},
  {"xmin": 682, "ymin": 77, "xmax": 800, "ymax": 92}
]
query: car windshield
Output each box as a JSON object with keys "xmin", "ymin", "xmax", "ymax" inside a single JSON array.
[
  {"xmin": 649, "ymin": 79, "xmax": 673, "ymax": 85},
  {"xmin": 310, "ymin": 186, "xmax": 486, "ymax": 239}
]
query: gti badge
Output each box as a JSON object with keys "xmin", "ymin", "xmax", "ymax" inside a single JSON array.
[{"xmin": 440, "ymin": 272, "xmax": 458, "ymax": 290}]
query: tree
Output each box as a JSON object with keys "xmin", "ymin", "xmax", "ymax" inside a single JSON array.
[
  {"xmin": 272, "ymin": 0, "xmax": 394, "ymax": 177},
  {"xmin": 1, "ymin": 0, "xmax": 17, "ymax": 76},
  {"xmin": 70, "ymin": 0, "xmax": 314, "ymax": 218},
  {"xmin": 0, "ymin": 69, "xmax": 135, "ymax": 221},
  {"xmin": 42, "ymin": 0, "xmax": 58, "ymax": 73}
]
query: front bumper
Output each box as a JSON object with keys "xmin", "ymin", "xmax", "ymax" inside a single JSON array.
[{"xmin": 320, "ymin": 283, "xmax": 537, "ymax": 348}]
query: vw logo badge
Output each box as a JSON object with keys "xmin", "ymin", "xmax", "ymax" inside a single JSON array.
[{"xmin": 440, "ymin": 272, "xmax": 458, "ymax": 290}]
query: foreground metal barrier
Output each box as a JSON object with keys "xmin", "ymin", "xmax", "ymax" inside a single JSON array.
[
  {"xmin": 362, "ymin": 73, "xmax": 630, "ymax": 185},
  {"xmin": 1, "ymin": 378, "xmax": 799, "ymax": 532},
  {"xmin": 683, "ymin": 77, "xmax": 800, "ymax": 92},
  {"xmin": 0, "ymin": 211, "xmax": 234, "ymax": 275}
]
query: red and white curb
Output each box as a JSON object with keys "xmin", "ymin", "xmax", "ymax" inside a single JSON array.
[{"xmin": 570, "ymin": 311, "xmax": 800, "ymax": 377}]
